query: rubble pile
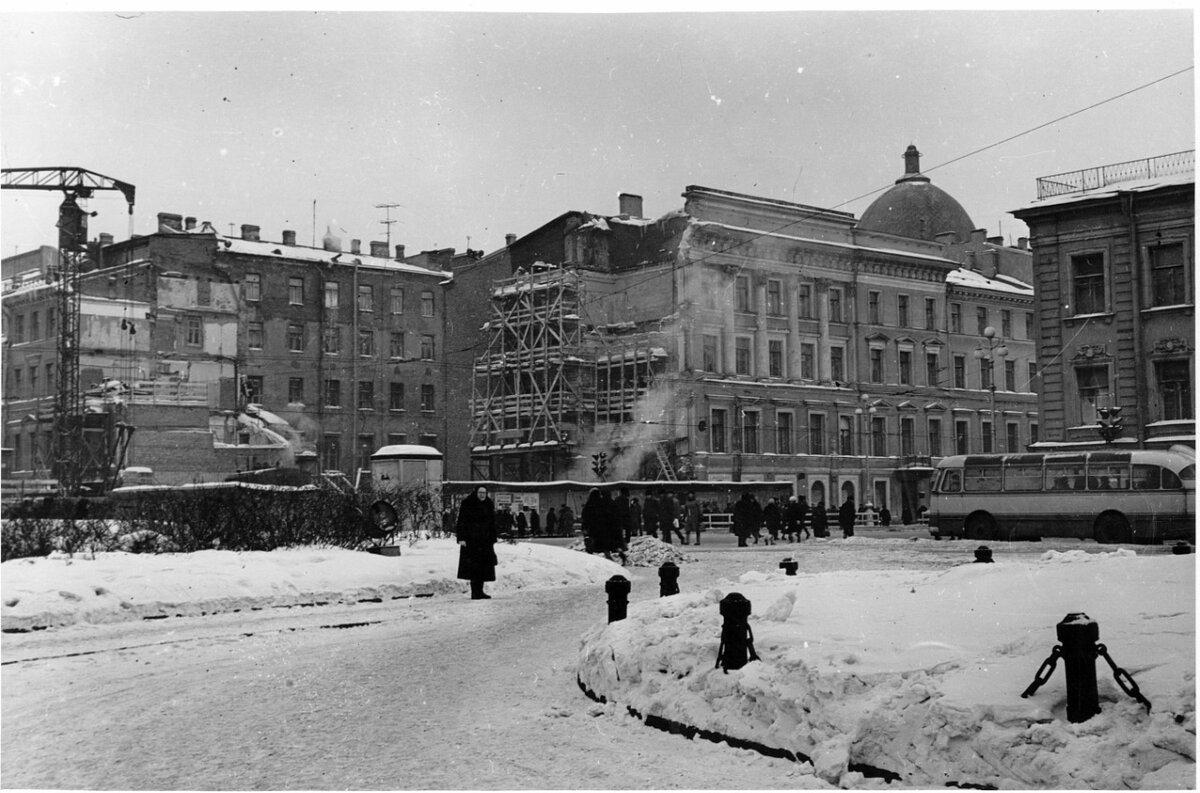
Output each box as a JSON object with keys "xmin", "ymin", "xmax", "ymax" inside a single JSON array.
[{"xmin": 568, "ymin": 535, "xmax": 697, "ymax": 567}]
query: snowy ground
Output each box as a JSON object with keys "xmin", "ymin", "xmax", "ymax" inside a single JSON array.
[{"xmin": 2, "ymin": 533, "xmax": 1195, "ymax": 789}]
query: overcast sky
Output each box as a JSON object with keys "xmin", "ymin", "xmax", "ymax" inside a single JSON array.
[{"xmin": 1, "ymin": 10, "xmax": 1193, "ymax": 259}]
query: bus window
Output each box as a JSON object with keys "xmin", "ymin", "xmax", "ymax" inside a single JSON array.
[
  {"xmin": 1179, "ymin": 465, "xmax": 1195, "ymax": 483},
  {"xmin": 1003, "ymin": 464, "xmax": 1043, "ymax": 492},
  {"xmin": 1046, "ymin": 462, "xmax": 1085, "ymax": 491},
  {"xmin": 1132, "ymin": 465, "xmax": 1162, "ymax": 490},
  {"xmin": 963, "ymin": 465, "xmax": 1001, "ymax": 492},
  {"xmin": 1162, "ymin": 468, "xmax": 1184, "ymax": 490},
  {"xmin": 941, "ymin": 469, "xmax": 962, "ymax": 493},
  {"xmin": 1087, "ymin": 463, "xmax": 1129, "ymax": 490}
]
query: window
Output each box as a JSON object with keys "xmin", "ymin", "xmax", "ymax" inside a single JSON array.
[
  {"xmin": 244, "ymin": 375, "xmax": 263, "ymax": 404},
  {"xmin": 29, "ymin": 366, "xmax": 38, "ymax": 394},
  {"xmin": 982, "ymin": 421, "xmax": 994, "ymax": 453},
  {"xmin": 928, "ymin": 418, "xmax": 943, "ymax": 457},
  {"xmin": 324, "ymin": 379, "xmax": 341, "ymax": 407},
  {"xmin": 47, "ymin": 308, "xmax": 55, "ymax": 336},
  {"xmin": 419, "ymin": 433, "xmax": 438, "ymax": 447},
  {"xmin": 1072, "ymin": 252, "xmax": 1106, "ymax": 315},
  {"xmin": 953, "ymin": 355, "xmax": 966, "ymax": 388},
  {"xmin": 711, "ymin": 409, "xmax": 727, "ymax": 453},
  {"xmin": 926, "ymin": 351, "xmax": 940, "ymax": 386},
  {"xmin": 390, "ymin": 331, "xmax": 406, "ymax": 359},
  {"xmin": 868, "ymin": 291, "xmax": 881, "ymax": 324},
  {"xmin": 898, "ymin": 295, "xmax": 909, "ymax": 328},
  {"xmin": 925, "ymin": 297, "xmax": 936, "ymax": 330},
  {"xmin": 1025, "ymin": 312, "xmax": 1034, "ymax": 339},
  {"xmin": 1001, "ymin": 309, "xmax": 1012, "ymax": 338},
  {"xmin": 830, "ymin": 346, "xmax": 844, "ymax": 382},
  {"xmin": 735, "ymin": 276, "xmax": 751, "ymax": 312},
  {"xmin": 323, "ymin": 327, "xmax": 341, "ymax": 354},
  {"xmin": 245, "ymin": 273, "xmax": 261, "ymax": 302},
  {"xmin": 839, "ymin": 416, "xmax": 853, "ymax": 455},
  {"xmin": 389, "ymin": 382, "xmax": 405, "ymax": 411},
  {"xmin": 900, "ymin": 417, "xmax": 915, "ymax": 457},
  {"xmin": 1028, "ymin": 362, "xmax": 1038, "ymax": 391},
  {"xmin": 869, "ymin": 348, "xmax": 884, "ymax": 383},
  {"xmin": 30, "ymin": 311, "xmax": 39, "ymax": 340},
  {"xmin": 776, "ymin": 412, "xmax": 793, "ymax": 454},
  {"xmin": 185, "ymin": 315, "xmax": 203, "ymax": 347},
  {"xmin": 950, "ymin": 302, "xmax": 962, "ymax": 333},
  {"xmin": 420, "ymin": 384, "xmax": 435, "ymax": 412},
  {"xmin": 899, "ymin": 350, "xmax": 912, "ymax": 385},
  {"xmin": 955, "ymin": 420, "xmax": 969, "ymax": 455},
  {"xmin": 1157, "ymin": 360, "xmax": 1192, "ymax": 420},
  {"xmin": 735, "ymin": 337, "xmax": 751, "ymax": 375},
  {"xmin": 357, "ymin": 329, "xmax": 374, "ymax": 357},
  {"xmin": 1004, "ymin": 360, "xmax": 1016, "ymax": 392},
  {"xmin": 391, "ymin": 287, "xmax": 405, "ymax": 315},
  {"xmin": 12, "ymin": 314, "xmax": 24, "ymax": 344},
  {"xmin": 324, "ymin": 281, "xmax": 339, "ymax": 309},
  {"xmin": 45, "ymin": 363, "xmax": 54, "ymax": 391},
  {"xmin": 798, "ymin": 284, "xmax": 813, "ymax": 318},
  {"xmin": 979, "ymin": 359, "xmax": 993, "ymax": 390},
  {"xmin": 1030, "ymin": 422, "xmax": 1039, "ymax": 446},
  {"xmin": 1007, "ymin": 422, "xmax": 1020, "ymax": 452},
  {"xmin": 12, "ymin": 368, "xmax": 21, "ymax": 396},
  {"xmin": 288, "ymin": 277, "xmax": 304, "ymax": 305},
  {"xmin": 387, "ymin": 432, "xmax": 408, "ymax": 445},
  {"xmin": 357, "ymin": 436, "xmax": 375, "ymax": 472},
  {"xmin": 741, "ymin": 411, "xmax": 759, "ymax": 454},
  {"xmin": 287, "ymin": 323, "xmax": 304, "ymax": 352},
  {"xmin": 766, "ymin": 280, "xmax": 782, "ymax": 315},
  {"xmin": 702, "ymin": 335, "xmax": 718, "ymax": 372},
  {"xmin": 288, "ymin": 377, "xmax": 304, "ymax": 403},
  {"xmin": 420, "ymin": 334, "xmax": 435, "ymax": 360},
  {"xmin": 358, "ymin": 380, "xmax": 375, "ymax": 410},
  {"xmin": 1149, "ymin": 243, "xmax": 1187, "ymax": 307},
  {"xmin": 421, "ymin": 290, "xmax": 435, "ymax": 317},
  {"xmin": 828, "ymin": 287, "xmax": 843, "ymax": 322},
  {"xmin": 1076, "ymin": 365, "xmax": 1108, "ymax": 424},
  {"xmin": 809, "ymin": 413, "xmax": 826, "ymax": 455},
  {"xmin": 248, "ymin": 321, "xmax": 264, "ymax": 350},
  {"xmin": 768, "ymin": 339, "xmax": 783, "ymax": 377},
  {"xmin": 322, "ymin": 434, "xmax": 341, "ymax": 472},
  {"xmin": 357, "ymin": 284, "xmax": 374, "ymax": 312},
  {"xmin": 871, "ymin": 416, "xmax": 886, "ymax": 456},
  {"xmin": 976, "ymin": 306, "xmax": 988, "ymax": 336},
  {"xmin": 800, "ymin": 343, "xmax": 815, "ymax": 380}
]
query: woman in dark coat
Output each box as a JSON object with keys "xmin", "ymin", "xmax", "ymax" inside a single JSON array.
[
  {"xmin": 838, "ymin": 495, "xmax": 856, "ymax": 538},
  {"xmin": 811, "ymin": 500, "xmax": 829, "ymax": 538},
  {"xmin": 455, "ymin": 485, "xmax": 498, "ymax": 599}
]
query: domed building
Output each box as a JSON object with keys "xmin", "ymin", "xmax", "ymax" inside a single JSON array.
[{"xmin": 857, "ymin": 145, "xmax": 976, "ymax": 243}]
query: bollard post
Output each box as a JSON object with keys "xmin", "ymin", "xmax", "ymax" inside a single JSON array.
[
  {"xmin": 658, "ymin": 561, "xmax": 680, "ymax": 596},
  {"xmin": 605, "ymin": 575, "xmax": 631, "ymax": 623},
  {"xmin": 974, "ymin": 545, "xmax": 994, "ymax": 563},
  {"xmin": 1056, "ymin": 612, "xmax": 1101, "ymax": 723},
  {"xmin": 715, "ymin": 592, "xmax": 758, "ymax": 671},
  {"xmin": 779, "ymin": 558, "xmax": 798, "ymax": 576}
]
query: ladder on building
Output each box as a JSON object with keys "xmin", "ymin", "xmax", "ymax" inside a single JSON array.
[{"xmin": 655, "ymin": 442, "xmax": 678, "ymax": 481}]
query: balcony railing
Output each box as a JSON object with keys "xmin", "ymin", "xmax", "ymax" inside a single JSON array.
[{"xmin": 1036, "ymin": 150, "xmax": 1194, "ymax": 199}]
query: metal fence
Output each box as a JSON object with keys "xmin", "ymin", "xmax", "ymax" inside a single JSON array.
[{"xmin": 1036, "ymin": 150, "xmax": 1194, "ymax": 199}]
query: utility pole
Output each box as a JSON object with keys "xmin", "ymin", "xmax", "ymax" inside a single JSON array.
[{"xmin": 376, "ymin": 203, "xmax": 401, "ymax": 249}]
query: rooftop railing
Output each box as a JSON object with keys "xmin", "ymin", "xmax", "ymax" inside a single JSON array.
[{"xmin": 1036, "ymin": 150, "xmax": 1194, "ymax": 199}]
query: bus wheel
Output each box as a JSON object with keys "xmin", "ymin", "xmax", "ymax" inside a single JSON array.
[
  {"xmin": 1095, "ymin": 512, "xmax": 1132, "ymax": 544},
  {"xmin": 964, "ymin": 512, "xmax": 997, "ymax": 541}
]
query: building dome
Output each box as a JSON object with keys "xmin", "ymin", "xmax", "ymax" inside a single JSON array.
[{"xmin": 857, "ymin": 145, "xmax": 976, "ymax": 243}]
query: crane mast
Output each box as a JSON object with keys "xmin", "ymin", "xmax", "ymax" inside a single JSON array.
[{"xmin": 2, "ymin": 167, "xmax": 136, "ymax": 494}]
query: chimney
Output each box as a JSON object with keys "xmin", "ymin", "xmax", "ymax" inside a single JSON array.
[
  {"xmin": 157, "ymin": 212, "xmax": 183, "ymax": 232},
  {"xmin": 988, "ymin": 235, "xmax": 1004, "ymax": 246},
  {"xmin": 241, "ymin": 224, "xmax": 261, "ymax": 241},
  {"xmin": 903, "ymin": 144, "xmax": 921, "ymax": 175},
  {"xmin": 505, "ymin": 233, "xmax": 517, "ymax": 247},
  {"xmin": 370, "ymin": 241, "xmax": 388, "ymax": 257},
  {"xmin": 971, "ymin": 228, "xmax": 987, "ymax": 244},
  {"xmin": 934, "ymin": 231, "xmax": 958, "ymax": 247},
  {"xmin": 282, "ymin": 230, "xmax": 297, "ymax": 246},
  {"xmin": 1017, "ymin": 237, "xmax": 1029, "ymax": 250},
  {"xmin": 618, "ymin": 193, "xmax": 643, "ymax": 218},
  {"xmin": 350, "ymin": 239, "xmax": 361, "ymax": 255},
  {"xmin": 98, "ymin": 232, "xmax": 114, "ymax": 247},
  {"xmin": 394, "ymin": 244, "xmax": 406, "ymax": 260},
  {"xmin": 964, "ymin": 250, "xmax": 976, "ymax": 271},
  {"xmin": 185, "ymin": 217, "xmax": 197, "ymax": 231}
]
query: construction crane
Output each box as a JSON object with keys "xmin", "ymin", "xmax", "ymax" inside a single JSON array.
[{"xmin": 2, "ymin": 167, "xmax": 136, "ymax": 495}]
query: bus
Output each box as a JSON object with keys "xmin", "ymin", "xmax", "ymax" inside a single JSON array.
[{"xmin": 929, "ymin": 447, "xmax": 1195, "ymax": 544}]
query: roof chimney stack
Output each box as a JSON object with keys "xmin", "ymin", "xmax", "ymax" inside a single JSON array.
[
  {"xmin": 1017, "ymin": 237, "xmax": 1029, "ymax": 250},
  {"xmin": 282, "ymin": 229, "xmax": 296, "ymax": 246},
  {"xmin": 618, "ymin": 193, "xmax": 643, "ymax": 218},
  {"xmin": 505, "ymin": 233, "xmax": 517, "ymax": 247},
  {"xmin": 395, "ymin": 244, "xmax": 406, "ymax": 260},
  {"xmin": 98, "ymin": 232, "xmax": 114, "ymax": 247},
  {"xmin": 157, "ymin": 212, "xmax": 183, "ymax": 232},
  {"xmin": 241, "ymin": 224, "xmax": 260, "ymax": 241},
  {"xmin": 185, "ymin": 217, "xmax": 197, "ymax": 231},
  {"xmin": 370, "ymin": 241, "xmax": 388, "ymax": 257},
  {"xmin": 350, "ymin": 239, "xmax": 361, "ymax": 254}
]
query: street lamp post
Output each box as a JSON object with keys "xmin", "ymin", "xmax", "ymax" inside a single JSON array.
[
  {"xmin": 974, "ymin": 326, "xmax": 1009, "ymax": 453},
  {"xmin": 855, "ymin": 394, "xmax": 877, "ymax": 509}
]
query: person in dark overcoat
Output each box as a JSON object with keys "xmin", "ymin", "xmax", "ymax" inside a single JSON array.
[
  {"xmin": 456, "ymin": 486, "xmax": 498, "ymax": 599},
  {"xmin": 838, "ymin": 495, "xmax": 856, "ymax": 538},
  {"xmin": 642, "ymin": 491, "xmax": 660, "ymax": 540},
  {"xmin": 732, "ymin": 492, "xmax": 758, "ymax": 547},
  {"xmin": 614, "ymin": 487, "xmax": 634, "ymax": 543},
  {"xmin": 762, "ymin": 497, "xmax": 781, "ymax": 545},
  {"xmin": 582, "ymin": 488, "xmax": 626, "ymax": 562},
  {"xmin": 545, "ymin": 506, "xmax": 558, "ymax": 536},
  {"xmin": 629, "ymin": 497, "xmax": 642, "ymax": 537},
  {"xmin": 811, "ymin": 499, "xmax": 828, "ymax": 538}
]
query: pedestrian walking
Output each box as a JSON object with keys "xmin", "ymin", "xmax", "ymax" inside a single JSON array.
[
  {"xmin": 683, "ymin": 491, "xmax": 702, "ymax": 545},
  {"xmin": 642, "ymin": 490, "xmax": 660, "ymax": 541},
  {"xmin": 732, "ymin": 492, "xmax": 762, "ymax": 547},
  {"xmin": 666, "ymin": 490, "xmax": 686, "ymax": 544},
  {"xmin": 455, "ymin": 486, "xmax": 498, "ymax": 600},
  {"xmin": 763, "ymin": 497, "xmax": 781, "ymax": 545},
  {"xmin": 545, "ymin": 506, "xmax": 558, "ymax": 536},
  {"xmin": 839, "ymin": 495, "xmax": 856, "ymax": 538},
  {"xmin": 879, "ymin": 505, "xmax": 892, "ymax": 527},
  {"xmin": 558, "ymin": 503, "xmax": 576, "ymax": 536},
  {"xmin": 514, "ymin": 507, "xmax": 528, "ymax": 539},
  {"xmin": 629, "ymin": 497, "xmax": 642, "ymax": 537},
  {"xmin": 782, "ymin": 495, "xmax": 801, "ymax": 542},
  {"xmin": 615, "ymin": 487, "xmax": 634, "ymax": 543},
  {"xmin": 529, "ymin": 506, "xmax": 541, "ymax": 536},
  {"xmin": 811, "ymin": 499, "xmax": 828, "ymax": 538}
]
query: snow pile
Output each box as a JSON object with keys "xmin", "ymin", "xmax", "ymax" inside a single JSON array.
[
  {"xmin": 578, "ymin": 549, "xmax": 1196, "ymax": 789},
  {"xmin": 568, "ymin": 534, "xmax": 698, "ymax": 566},
  {"xmin": 1, "ymin": 539, "xmax": 626, "ymax": 632}
]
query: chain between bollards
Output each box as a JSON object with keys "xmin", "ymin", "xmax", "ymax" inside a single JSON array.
[{"xmin": 1097, "ymin": 642, "xmax": 1152, "ymax": 712}]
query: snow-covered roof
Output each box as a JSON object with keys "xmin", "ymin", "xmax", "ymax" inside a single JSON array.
[
  {"xmin": 945, "ymin": 266, "xmax": 1033, "ymax": 296},
  {"xmin": 1019, "ymin": 171, "xmax": 1195, "ymax": 212},
  {"xmin": 217, "ymin": 235, "xmax": 452, "ymax": 280},
  {"xmin": 371, "ymin": 444, "xmax": 443, "ymax": 460},
  {"xmin": 688, "ymin": 220, "xmax": 956, "ymax": 266}
]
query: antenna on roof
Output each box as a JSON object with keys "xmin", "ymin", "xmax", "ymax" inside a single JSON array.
[{"xmin": 376, "ymin": 202, "xmax": 402, "ymax": 248}]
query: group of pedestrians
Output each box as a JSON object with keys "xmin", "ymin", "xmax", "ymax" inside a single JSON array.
[{"xmin": 731, "ymin": 492, "xmax": 827, "ymax": 546}]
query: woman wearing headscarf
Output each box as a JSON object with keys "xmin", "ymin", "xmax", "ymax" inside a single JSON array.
[{"xmin": 455, "ymin": 485, "xmax": 498, "ymax": 600}]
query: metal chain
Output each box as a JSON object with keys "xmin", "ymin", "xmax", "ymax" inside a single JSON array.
[
  {"xmin": 1096, "ymin": 643, "xmax": 1152, "ymax": 712},
  {"xmin": 1021, "ymin": 645, "xmax": 1062, "ymax": 698}
]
